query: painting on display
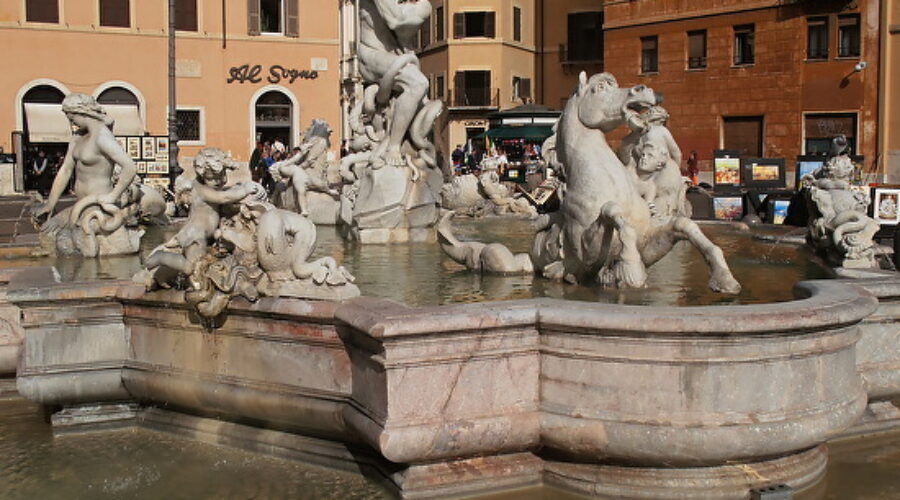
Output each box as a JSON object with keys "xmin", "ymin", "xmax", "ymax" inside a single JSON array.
[
  {"xmin": 713, "ymin": 196, "xmax": 743, "ymax": 220},
  {"xmin": 873, "ymin": 188, "xmax": 900, "ymax": 225},
  {"xmin": 714, "ymin": 157, "xmax": 741, "ymax": 187}
]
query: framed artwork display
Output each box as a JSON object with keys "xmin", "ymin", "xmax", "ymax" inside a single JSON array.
[
  {"xmin": 713, "ymin": 196, "xmax": 744, "ymax": 220},
  {"xmin": 713, "ymin": 150, "xmax": 741, "ymax": 188},
  {"xmin": 127, "ymin": 137, "xmax": 141, "ymax": 159},
  {"xmin": 141, "ymin": 137, "xmax": 156, "ymax": 160},
  {"xmin": 741, "ymin": 158, "xmax": 786, "ymax": 189},
  {"xmin": 873, "ymin": 188, "xmax": 900, "ymax": 225}
]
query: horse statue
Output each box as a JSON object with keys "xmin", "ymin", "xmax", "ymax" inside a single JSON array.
[{"xmin": 440, "ymin": 72, "xmax": 741, "ymax": 294}]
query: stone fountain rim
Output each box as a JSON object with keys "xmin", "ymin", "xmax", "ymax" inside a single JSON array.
[{"xmin": 4, "ymin": 266, "xmax": 879, "ymax": 340}]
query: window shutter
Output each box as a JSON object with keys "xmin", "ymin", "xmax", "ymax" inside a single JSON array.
[
  {"xmin": 100, "ymin": 0, "xmax": 130, "ymax": 28},
  {"xmin": 248, "ymin": 0, "xmax": 260, "ymax": 36},
  {"xmin": 521, "ymin": 78, "xmax": 531, "ymax": 99},
  {"xmin": 285, "ymin": 0, "xmax": 299, "ymax": 37},
  {"xmin": 420, "ymin": 13, "xmax": 431, "ymax": 48},
  {"xmin": 454, "ymin": 12, "xmax": 465, "ymax": 39},
  {"xmin": 485, "ymin": 12, "xmax": 495, "ymax": 38},
  {"xmin": 454, "ymin": 71, "xmax": 465, "ymax": 105}
]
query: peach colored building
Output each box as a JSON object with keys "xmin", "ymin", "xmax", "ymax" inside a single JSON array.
[
  {"xmin": 1, "ymin": 0, "xmax": 342, "ymax": 189},
  {"xmin": 880, "ymin": 0, "xmax": 900, "ymax": 180}
]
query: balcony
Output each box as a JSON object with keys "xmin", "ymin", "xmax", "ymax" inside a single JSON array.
[
  {"xmin": 559, "ymin": 44, "xmax": 604, "ymax": 66},
  {"xmin": 447, "ymin": 88, "xmax": 500, "ymax": 110}
]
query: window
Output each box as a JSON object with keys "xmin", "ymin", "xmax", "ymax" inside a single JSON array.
[
  {"xmin": 435, "ymin": 74, "xmax": 445, "ymax": 99},
  {"xmin": 255, "ymin": 91, "xmax": 292, "ymax": 147},
  {"xmin": 512, "ymin": 76, "xmax": 531, "ymax": 102},
  {"xmin": 419, "ymin": 12, "xmax": 431, "ymax": 49},
  {"xmin": 688, "ymin": 30, "xmax": 707, "ymax": 69},
  {"xmin": 176, "ymin": 109, "xmax": 202, "ymax": 143},
  {"xmin": 806, "ymin": 17, "xmax": 828, "ymax": 60},
  {"xmin": 838, "ymin": 14, "xmax": 861, "ymax": 58},
  {"xmin": 435, "ymin": 6, "xmax": 445, "ymax": 41},
  {"xmin": 453, "ymin": 71, "xmax": 492, "ymax": 107},
  {"xmin": 804, "ymin": 113, "xmax": 857, "ymax": 154},
  {"xmin": 97, "ymin": 87, "xmax": 138, "ymax": 106},
  {"xmin": 248, "ymin": 0, "xmax": 298, "ymax": 37},
  {"xmin": 176, "ymin": 0, "xmax": 198, "ymax": 32},
  {"xmin": 26, "ymin": 0, "xmax": 58, "ymax": 23},
  {"xmin": 723, "ymin": 116, "xmax": 764, "ymax": 157},
  {"xmin": 566, "ymin": 12, "xmax": 603, "ymax": 63},
  {"xmin": 513, "ymin": 6, "xmax": 522, "ymax": 42},
  {"xmin": 733, "ymin": 24, "xmax": 755, "ymax": 65},
  {"xmin": 454, "ymin": 11, "xmax": 496, "ymax": 39},
  {"xmin": 641, "ymin": 36, "xmax": 658, "ymax": 73},
  {"xmin": 99, "ymin": 0, "xmax": 129, "ymax": 28}
]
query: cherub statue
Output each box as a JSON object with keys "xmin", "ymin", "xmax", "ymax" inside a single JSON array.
[
  {"xmin": 619, "ymin": 106, "xmax": 684, "ymax": 217},
  {"xmin": 137, "ymin": 147, "xmax": 358, "ymax": 321}
]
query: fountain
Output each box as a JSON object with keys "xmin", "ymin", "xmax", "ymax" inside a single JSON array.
[{"xmin": 0, "ymin": 9, "xmax": 898, "ymax": 497}]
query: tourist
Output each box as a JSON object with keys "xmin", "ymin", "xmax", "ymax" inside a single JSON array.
[
  {"xmin": 249, "ymin": 142, "xmax": 264, "ymax": 182},
  {"xmin": 451, "ymin": 144, "xmax": 464, "ymax": 171},
  {"xmin": 685, "ymin": 150, "xmax": 699, "ymax": 186},
  {"xmin": 30, "ymin": 149, "xmax": 51, "ymax": 196}
]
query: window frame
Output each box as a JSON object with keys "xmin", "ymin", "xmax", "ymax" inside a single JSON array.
[
  {"xmin": 513, "ymin": 5, "xmax": 522, "ymax": 43},
  {"xmin": 687, "ymin": 29, "xmax": 707, "ymax": 70},
  {"xmin": 259, "ymin": 0, "xmax": 285, "ymax": 36},
  {"xmin": 565, "ymin": 11, "xmax": 604, "ymax": 63},
  {"xmin": 175, "ymin": 0, "xmax": 199, "ymax": 32},
  {"xmin": 837, "ymin": 14, "xmax": 861, "ymax": 59},
  {"xmin": 435, "ymin": 5, "xmax": 445, "ymax": 42},
  {"xmin": 806, "ymin": 16, "xmax": 829, "ymax": 61},
  {"xmin": 25, "ymin": 0, "xmax": 59, "ymax": 23},
  {"xmin": 176, "ymin": 107, "xmax": 206, "ymax": 146},
  {"xmin": 641, "ymin": 35, "xmax": 659, "ymax": 74},
  {"xmin": 454, "ymin": 11, "xmax": 496, "ymax": 39},
  {"xmin": 98, "ymin": 0, "xmax": 131, "ymax": 29},
  {"xmin": 733, "ymin": 24, "xmax": 756, "ymax": 66}
]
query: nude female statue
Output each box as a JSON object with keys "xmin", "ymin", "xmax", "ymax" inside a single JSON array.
[{"xmin": 32, "ymin": 93, "xmax": 164, "ymax": 257}]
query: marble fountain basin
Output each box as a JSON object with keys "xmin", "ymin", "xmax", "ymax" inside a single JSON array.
[{"xmin": 5, "ymin": 259, "xmax": 897, "ymax": 498}]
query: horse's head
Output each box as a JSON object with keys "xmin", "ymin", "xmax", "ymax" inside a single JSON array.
[{"xmin": 574, "ymin": 72, "xmax": 658, "ymax": 133}]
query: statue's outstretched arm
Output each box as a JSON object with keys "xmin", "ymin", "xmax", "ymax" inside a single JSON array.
[{"xmin": 197, "ymin": 183, "xmax": 258, "ymax": 205}]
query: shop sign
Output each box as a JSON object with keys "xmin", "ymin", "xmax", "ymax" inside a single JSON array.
[
  {"xmin": 463, "ymin": 120, "xmax": 487, "ymax": 127},
  {"xmin": 227, "ymin": 64, "xmax": 319, "ymax": 85}
]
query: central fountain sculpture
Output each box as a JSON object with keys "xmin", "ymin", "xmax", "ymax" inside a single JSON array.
[
  {"xmin": 440, "ymin": 72, "xmax": 741, "ymax": 293},
  {"xmin": 339, "ymin": 0, "xmax": 444, "ymax": 243}
]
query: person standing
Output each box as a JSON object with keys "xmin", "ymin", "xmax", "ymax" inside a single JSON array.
[
  {"xmin": 30, "ymin": 149, "xmax": 50, "ymax": 195},
  {"xmin": 685, "ymin": 150, "xmax": 700, "ymax": 186}
]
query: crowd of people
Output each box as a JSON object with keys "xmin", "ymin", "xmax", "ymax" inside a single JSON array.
[{"xmin": 450, "ymin": 140, "xmax": 543, "ymax": 177}]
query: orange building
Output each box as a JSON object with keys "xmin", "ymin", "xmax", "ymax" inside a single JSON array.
[
  {"xmin": 0, "ymin": 0, "xmax": 341, "ymax": 188},
  {"xmin": 602, "ymin": 0, "xmax": 885, "ymax": 181},
  {"xmin": 880, "ymin": 0, "xmax": 900, "ymax": 180}
]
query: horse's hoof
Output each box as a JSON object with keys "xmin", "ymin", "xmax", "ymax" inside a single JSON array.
[{"xmin": 710, "ymin": 274, "xmax": 741, "ymax": 295}]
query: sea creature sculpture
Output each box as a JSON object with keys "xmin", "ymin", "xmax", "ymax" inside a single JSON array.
[
  {"xmin": 804, "ymin": 135, "xmax": 879, "ymax": 268},
  {"xmin": 439, "ymin": 72, "xmax": 740, "ymax": 294},
  {"xmin": 137, "ymin": 148, "xmax": 357, "ymax": 321},
  {"xmin": 31, "ymin": 93, "xmax": 165, "ymax": 257}
]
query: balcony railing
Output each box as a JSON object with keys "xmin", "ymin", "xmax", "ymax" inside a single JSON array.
[
  {"xmin": 559, "ymin": 44, "xmax": 604, "ymax": 65},
  {"xmin": 447, "ymin": 88, "xmax": 500, "ymax": 109}
]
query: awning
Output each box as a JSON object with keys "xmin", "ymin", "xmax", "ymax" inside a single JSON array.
[
  {"xmin": 103, "ymin": 104, "xmax": 144, "ymax": 136},
  {"xmin": 24, "ymin": 103, "xmax": 71, "ymax": 143},
  {"xmin": 478, "ymin": 125, "xmax": 554, "ymax": 141}
]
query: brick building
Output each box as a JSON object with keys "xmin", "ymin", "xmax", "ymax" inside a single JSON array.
[{"xmin": 603, "ymin": 0, "xmax": 883, "ymax": 181}]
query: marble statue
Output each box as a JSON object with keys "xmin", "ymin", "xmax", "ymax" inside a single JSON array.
[
  {"xmin": 341, "ymin": 0, "xmax": 444, "ymax": 243},
  {"xmin": 804, "ymin": 136, "xmax": 879, "ymax": 268},
  {"xmin": 438, "ymin": 72, "xmax": 740, "ymax": 294},
  {"xmin": 440, "ymin": 162, "xmax": 537, "ymax": 218},
  {"xmin": 138, "ymin": 148, "xmax": 358, "ymax": 320},
  {"xmin": 270, "ymin": 119, "xmax": 341, "ymax": 217},
  {"xmin": 437, "ymin": 211, "xmax": 533, "ymax": 275},
  {"xmin": 32, "ymin": 93, "xmax": 165, "ymax": 257}
]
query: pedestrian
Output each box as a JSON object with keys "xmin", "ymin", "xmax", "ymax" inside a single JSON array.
[
  {"xmin": 685, "ymin": 150, "xmax": 700, "ymax": 186},
  {"xmin": 30, "ymin": 149, "xmax": 50, "ymax": 195}
]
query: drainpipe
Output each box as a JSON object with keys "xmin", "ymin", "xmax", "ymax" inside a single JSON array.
[
  {"xmin": 168, "ymin": 0, "xmax": 181, "ymax": 181},
  {"xmin": 877, "ymin": 0, "xmax": 887, "ymax": 180},
  {"xmin": 222, "ymin": 0, "xmax": 227, "ymax": 49},
  {"xmin": 538, "ymin": 0, "xmax": 544, "ymax": 106}
]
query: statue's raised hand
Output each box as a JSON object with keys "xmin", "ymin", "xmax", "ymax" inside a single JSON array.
[{"xmin": 31, "ymin": 202, "xmax": 51, "ymax": 226}]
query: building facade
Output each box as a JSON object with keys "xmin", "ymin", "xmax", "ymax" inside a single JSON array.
[
  {"xmin": 881, "ymin": 0, "xmax": 900, "ymax": 179},
  {"xmin": 1, "ymin": 0, "xmax": 341, "ymax": 182},
  {"xmin": 603, "ymin": 0, "xmax": 883, "ymax": 179}
]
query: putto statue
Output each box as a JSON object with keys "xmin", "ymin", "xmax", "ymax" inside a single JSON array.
[
  {"xmin": 269, "ymin": 119, "xmax": 341, "ymax": 218},
  {"xmin": 342, "ymin": 0, "xmax": 444, "ymax": 243},
  {"xmin": 804, "ymin": 136, "xmax": 879, "ymax": 269},
  {"xmin": 138, "ymin": 148, "xmax": 358, "ymax": 320},
  {"xmin": 32, "ymin": 93, "xmax": 165, "ymax": 257},
  {"xmin": 439, "ymin": 72, "xmax": 740, "ymax": 294}
]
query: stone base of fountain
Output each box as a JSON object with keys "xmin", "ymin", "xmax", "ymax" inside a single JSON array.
[{"xmin": 6, "ymin": 268, "xmax": 895, "ymax": 498}]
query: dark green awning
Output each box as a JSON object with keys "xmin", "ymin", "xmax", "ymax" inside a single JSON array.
[{"xmin": 478, "ymin": 125, "xmax": 554, "ymax": 140}]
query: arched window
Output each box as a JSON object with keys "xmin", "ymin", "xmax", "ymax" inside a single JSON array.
[
  {"xmin": 96, "ymin": 86, "xmax": 143, "ymax": 136},
  {"xmin": 22, "ymin": 85, "xmax": 68, "ymax": 143},
  {"xmin": 254, "ymin": 90, "xmax": 293, "ymax": 149}
]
